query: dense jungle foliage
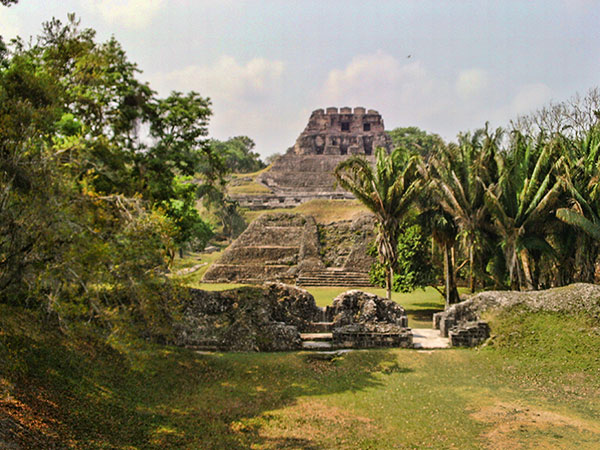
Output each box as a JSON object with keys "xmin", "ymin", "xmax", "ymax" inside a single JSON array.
[
  {"xmin": 0, "ymin": 14, "xmax": 261, "ymax": 332},
  {"xmin": 358, "ymin": 93, "xmax": 600, "ymax": 305}
]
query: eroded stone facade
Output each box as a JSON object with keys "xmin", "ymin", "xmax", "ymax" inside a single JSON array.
[
  {"xmin": 292, "ymin": 107, "xmax": 391, "ymax": 156},
  {"xmin": 234, "ymin": 107, "xmax": 392, "ymax": 209}
]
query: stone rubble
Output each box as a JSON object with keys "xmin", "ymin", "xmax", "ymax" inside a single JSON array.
[
  {"xmin": 174, "ymin": 283, "xmax": 413, "ymax": 351},
  {"xmin": 433, "ymin": 283, "xmax": 600, "ymax": 347}
]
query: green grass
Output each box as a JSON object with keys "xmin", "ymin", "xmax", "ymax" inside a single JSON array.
[
  {"xmin": 169, "ymin": 250, "xmax": 225, "ymax": 284},
  {"xmin": 1, "ymin": 302, "xmax": 599, "ymax": 449},
  {"xmin": 227, "ymin": 166, "xmax": 274, "ymax": 195},
  {"xmin": 243, "ymin": 199, "xmax": 369, "ymax": 225},
  {"xmin": 228, "ymin": 181, "xmax": 272, "ymax": 195}
]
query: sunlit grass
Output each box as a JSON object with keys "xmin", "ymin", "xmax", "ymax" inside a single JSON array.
[
  {"xmin": 243, "ymin": 198, "xmax": 369, "ymax": 225},
  {"xmin": 2, "ymin": 301, "xmax": 598, "ymax": 449}
]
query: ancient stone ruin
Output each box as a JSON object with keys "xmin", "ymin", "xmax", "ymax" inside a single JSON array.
[
  {"xmin": 288, "ymin": 107, "xmax": 392, "ymax": 156},
  {"xmin": 234, "ymin": 107, "xmax": 392, "ymax": 209},
  {"xmin": 174, "ymin": 283, "xmax": 412, "ymax": 351},
  {"xmin": 202, "ymin": 212, "xmax": 377, "ymax": 287},
  {"xmin": 433, "ymin": 283, "xmax": 600, "ymax": 347}
]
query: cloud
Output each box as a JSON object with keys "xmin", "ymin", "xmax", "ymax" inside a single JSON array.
[
  {"xmin": 510, "ymin": 83, "xmax": 553, "ymax": 115},
  {"xmin": 148, "ymin": 56, "xmax": 292, "ymax": 154},
  {"xmin": 456, "ymin": 68, "xmax": 489, "ymax": 98},
  {"xmin": 80, "ymin": 0, "xmax": 165, "ymax": 29},
  {"xmin": 153, "ymin": 56, "xmax": 284, "ymax": 102},
  {"xmin": 319, "ymin": 50, "xmax": 451, "ymax": 129},
  {"xmin": 318, "ymin": 51, "xmax": 556, "ymax": 141}
]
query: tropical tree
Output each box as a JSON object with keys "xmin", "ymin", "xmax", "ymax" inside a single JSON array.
[
  {"xmin": 428, "ymin": 125, "xmax": 501, "ymax": 292},
  {"xmin": 388, "ymin": 126, "xmax": 445, "ymax": 158},
  {"xmin": 334, "ymin": 147, "xmax": 423, "ymax": 300},
  {"xmin": 484, "ymin": 131, "xmax": 563, "ymax": 290},
  {"xmin": 554, "ymin": 124, "xmax": 600, "ymax": 281},
  {"xmin": 209, "ymin": 136, "xmax": 265, "ymax": 173}
]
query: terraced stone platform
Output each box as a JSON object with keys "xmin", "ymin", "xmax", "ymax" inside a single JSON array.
[
  {"xmin": 232, "ymin": 106, "xmax": 391, "ymax": 209},
  {"xmin": 203, "ymin": 212, "xmax": 376, "ymax": 285},
  {"xmin": 296, "ymin": 270, "xmax": 372, "ymax": 287}
]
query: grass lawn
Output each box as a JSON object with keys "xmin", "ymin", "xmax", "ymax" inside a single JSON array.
[
  {"xmin": 2, "ymin": 303, "xmax": 599, "ymax": 449},
  {"xmin": 169, "ymin": 250, "xmax": 225, "ymax": 284},
  {"xmin": 243, "ymin": 199, "xmax": 369, "ymax": 225}
]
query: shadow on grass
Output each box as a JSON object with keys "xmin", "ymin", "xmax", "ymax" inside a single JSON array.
[
  {"xmin": 405, "ymin": 308, "xmax": 443, "ymax": 325},
  {"xmin": 410, "ymin": 302, "xmax": 445, "ymax": 309},
  {"xmin": 0, "ymin": 309, "xmax": 412, "ymax": 449}
]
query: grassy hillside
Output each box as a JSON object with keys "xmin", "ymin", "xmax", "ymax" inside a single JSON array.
[
  {"xmin": 1, "ymin": 298, "xmax": 599, "ymax": 449},
  {"xmin": 227, "ymin": 167, "xmax": 274, "ymax": 195},
  {"xmin": 242, "ymin": 198, "xmax": 369, "ymax": 225}
]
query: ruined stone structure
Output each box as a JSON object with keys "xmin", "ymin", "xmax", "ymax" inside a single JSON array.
[
  {"xmin": 174, "ymin": 283, "xmax": 412, "ymax": 351},
  {"xmin": 433, "ymin": 283, "xmax": 600, "ymax": 347},
  {"xmin": 234, "ymin": 107, "xmax": 392, "ymax": 209},
  {"xmin": 289, "ymin": 107, "xmax": 391, "ymax": 156},
  {"xmin": 202, "ymin": 212, "xmax": 377, "ymax": 286}
]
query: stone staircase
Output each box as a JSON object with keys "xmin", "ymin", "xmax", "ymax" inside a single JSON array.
[
  {"xmin": 301, "ymin": 321, "xmax": 334, "ymax": 350},
  {"xmin": 296, "ymin": 270, "xmax": 373, "ymax": 287}
]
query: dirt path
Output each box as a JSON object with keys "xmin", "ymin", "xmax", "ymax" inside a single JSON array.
[{"xmin": 412, "ymin": 328, "xmax": 450, "ymax": 349}]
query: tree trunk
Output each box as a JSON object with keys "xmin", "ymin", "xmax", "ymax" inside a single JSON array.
[
  {"xmin": 519, "ymin": 248, "xmax": 535, "ymax": 290},
  {"xmin": 468, "ymin": 242, "xmax": 474, "ymax": 293},
  {"xmin": 443, "ymin": 243, "xmax": 460, "ymax": 308},
  {"xmin": 386, "ymin": 265, "xmax": 393, "ymax": 301}
]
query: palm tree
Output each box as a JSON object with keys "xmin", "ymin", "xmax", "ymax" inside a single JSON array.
[
  {"xmin": 484, "ymin": 131, "xmax": 563, "ymax": 290},
  {"xmin": 334, "ymin": 147, "xmax": 423, "ymax": 300},
  {"xmin": 555, "ymin": 125, "xmax": 600, "ymax": 281},
  {"xmin": 428, "ymin": 125, "xmax": 501, "ymax": 292}
]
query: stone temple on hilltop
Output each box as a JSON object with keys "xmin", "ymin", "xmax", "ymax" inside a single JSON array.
[
  {"xmin": 234, "ymin": 107, "xmax": 392, "ymax": 209},
  {"xmin": 290, "ymin": 106, "xmax": 391, "ymax": 156}
]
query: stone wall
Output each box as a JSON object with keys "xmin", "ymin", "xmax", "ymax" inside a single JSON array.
[
  {"xmin": 291, "ymin": 107, "xmax": 391, "ymax": 156},
  {"xmin": 327, "ymin": 290, "xmax": 412, "ymax": 349},
  {"xmin": 448, "ymin": 321, "xmax": 490, "ymax": 347},
  {"xmin": 174, "ymin": 284, "xmax": 413, "ymax": 351},
  {"xmin": 174, "ymin": 283, "xmax": 323, "ymax": 351},
  {"xmin": 333, "ymin": 324, "xmax": 413, "ymax": 349},
  {"xmin": 203, "ymin": 212, "xmax": 376, "ymax": 285},
  {"xmin": 433, "ymin": 283, "xmax": 600, "ymax": 347}
]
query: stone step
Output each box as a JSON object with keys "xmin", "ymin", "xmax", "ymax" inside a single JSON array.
[
  {"xmin": 297, "ymin": 280, "xmax": 373, "ymax": 287},
  {"xmin": 302, "ymin": 341, "xmax": 334, "ymax": 350},
  {"xmin": 300, "ymin": 333, "xmax": 333, "ymax": 341},
  {"xmin": 297, "ymin": 278, "xmax": 371, "ymax": 283},
  {"xmin": 304, "ymin": 322, "xmax": 334, "ymax": 333},
  {"xmin": 300, "ymin": 272, "xmax": 370, "ymax": 278}
]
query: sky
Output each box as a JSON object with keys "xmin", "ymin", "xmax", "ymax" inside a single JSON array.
[{"xmin": 2, "ymin": 0, "xmax": 600, "ymax": 158}]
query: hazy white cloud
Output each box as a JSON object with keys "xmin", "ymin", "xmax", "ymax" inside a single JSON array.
[
  {"xmin": 320, "ymin": 50, "xmax": 449, "ymax": 125},
  {"xmin": 510, "ymin": 83, "xmax": 553, "ymax": 115},
  {"xmin": 0, "ymin": 6, "xmax": 21, "ymax": 39},
  {"xmin": 149, "ymin": 56, "xmax": 290, "ymax": 153},
  {"xmin": 151, "ymin": 56, "xmax": 284, "ymax": 101},
  {"xmin": 456, "ymin": 68, "xmax": 489, "ymax": 99},
  {"xmin": 80, "ymin": 0, "xmax": 165, "ymax": 29},
  {"xmin": 319, "ymin": 51, "xmax": 556, "ymax": 141}
]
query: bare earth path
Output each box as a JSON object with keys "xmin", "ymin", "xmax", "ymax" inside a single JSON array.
[{"xmin": 411, "ymin": 328, "xmax": 450, "ymax": 349}]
